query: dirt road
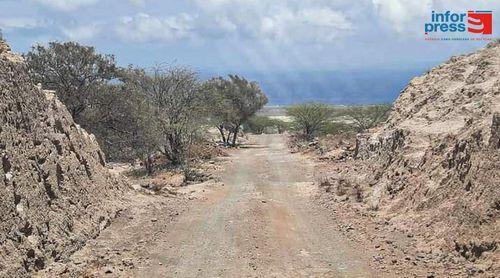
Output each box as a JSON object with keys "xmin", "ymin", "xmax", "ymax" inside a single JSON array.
[{"xmin": 42, "ymin": 134, "xmax": 381, "ymax": 277}]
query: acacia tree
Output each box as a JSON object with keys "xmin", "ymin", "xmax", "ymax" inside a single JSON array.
[
  {"xmin": 286, "ymin": 102, "xmax": 333, "ymax": 139},
  {"xmin": 25, "ymin": 41, "xmax": 116, "ymax": 120},
  {"xmin": 144, "ymin": 66, "xmax": 205, "ymax": 165},
  {"xmin": 83, "ymin": 70, "xmax": 160, "ymax": 174},
  {"xmin": 204, "ymin": 75, "xmax": 268, "ymax": 146},
  {"xmin": 202, "ymin": 78, "xmax": 236, "ymax": 144},
  {"xmin": 345, "ymin": 104, "xmax": 392, "ymax": 132}
]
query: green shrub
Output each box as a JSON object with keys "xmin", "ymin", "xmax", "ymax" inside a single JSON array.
[
  {"xmin": 286, "ymin": 102, "xmax": 334, "ymax": 139},
  {"xmin": 322, "ymin": 122, "xmax": 356, "ymax": 135}
]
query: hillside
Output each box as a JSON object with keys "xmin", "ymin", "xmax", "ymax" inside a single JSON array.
[
  {"xmin": 0, "ymin": 40, "xmax": 127, "ymax": 276},
  {"xmin": 319, "ymin": 40, "xmax": 499, "ymax": 275},
  {"xmin": 359, "ymin": 40, "xmax": 499, "ymax": 252}
]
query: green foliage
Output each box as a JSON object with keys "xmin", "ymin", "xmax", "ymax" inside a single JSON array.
[
  {"xmin": 203, "ymin": 75, "xmax": 268, "ymax": 146},
  {"xmin": 322, "ymin": 121, "xmax": 356, "ymax": 135},
  {"xmin": 23, "ymin": 40, "xmax": 269, "ymax": 173},
  {"xmin": 143, "ymin": 66, "xmax": 206, "ymax": 165},
  {"xmin": 286, "ymin": 102, "xmax": 334, "ymax": 138},
  {"xmin": 25, "ymin": 41, "xmax": 116, "ymax": 120},
  {"xmin": 271, "ymin": 119, "xmax": 289, "ymax": 134},
  {"xmin": 82, "ymin": 82, "xmax": 159, "ymax": 164},
  {"xmin": 344, "ymin": 104, "xmax": 392, "ymax": 132},
  {"xmin": 245, "ymin": 116, "xmax": 290, "ymax": 134}
]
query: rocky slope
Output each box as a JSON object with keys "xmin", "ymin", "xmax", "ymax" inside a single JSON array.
[
  {"xmin": 319, "ymin": 41, "xmax": 499, "ymax": 275},
  {"xmin": 0, "ymin": 40, "xmax": 127, "ymax": 276}
]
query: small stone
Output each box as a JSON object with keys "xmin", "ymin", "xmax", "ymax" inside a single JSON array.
[
  {"xmin": 151, "ymin": 218, "xmax": 158, "ymax": 222},
  {"xmin": 373, "ymin": 255, "xmax": 384, "ymax": 262}
]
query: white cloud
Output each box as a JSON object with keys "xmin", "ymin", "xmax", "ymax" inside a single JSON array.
[
  {"xmin": 35, "ymin": 0, "xmax": 99, "ymax": 11},
  {"xmin": 129, "ymin": 0, "xmax": 146, "ymax": 7},
  {"xmin": 61, "ymin": 24, "xmax": 100, "ymax": 40},
  {"xmin": 116, "ymin": 13, "xmax": 194, "ymax": 42},
  {"xmin": 0, "ymin": 17, "xmax": 39, "ymax": 29},
  {"xmin": 372, "ymin": 0, "xmax": 431, "ymax": 33},
  {"xmin": 258, "ymin": 7, "xmax": 352, "ymax": 42},
  {"xmin": 186, "ymin": 1, "xmax": 353, "ymax": 43}
]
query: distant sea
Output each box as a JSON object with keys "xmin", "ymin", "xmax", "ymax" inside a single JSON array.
[{"xmin": 201, "ymin": 68, "xmax": 430, "ymax": 105}]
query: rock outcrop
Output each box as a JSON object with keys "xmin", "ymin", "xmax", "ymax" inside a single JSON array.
[
  {"xmin": 0, "ymin": 40, "xmax": 126, "ymax": 276},
  {"xmin": 327, "ymin": 41, "xmax": 499, "ymax": 272}
]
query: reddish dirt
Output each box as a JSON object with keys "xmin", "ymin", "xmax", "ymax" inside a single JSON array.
[{"xmin": 39, "ymin": 134, "xmax": 385, "ymax": 277}]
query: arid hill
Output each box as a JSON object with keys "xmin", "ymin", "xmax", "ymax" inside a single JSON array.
[
  {"xmin": 0, "ymin": 40, "xmax": 126, "ymax": 276},
  {"xmin": 320, "ymin": 40, "xmax": 499, "ymax": 275}
]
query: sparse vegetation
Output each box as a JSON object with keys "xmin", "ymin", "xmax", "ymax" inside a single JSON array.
[
  {"xmin": 345, "ymin": 104, "xmax": 392, "ymax": 132},
  {"xmin": 286, "ymin": 103, "xmax": 392, "ymax": 141},
  {"xmin": 144, "ymin": 66, "xmax": 205, "ymax": 166},
  {"xmin": 25, "ymin": 41, "xmax": 268, "ymax": 173},
  {"xmin": 286, "ymin": 102, "xmax": 334, "ymax": 139},
  {"xmin": 203, "ymin": 75, "xmax": 268, "ymax": 146},
  {"xmin": 245, "ymin": 116, "xmax": 289, "ymax": 134},
  {"xmin": 25, "ymin": 42, "xmax": 117, "ymax": 120},
  {"xmin": 322, "ymin": 121, "xmax": 356, "ymax": 135}
]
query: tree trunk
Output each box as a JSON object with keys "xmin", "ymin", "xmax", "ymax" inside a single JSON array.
[
  {"xmin": 164, "ymin": 133, "xmax": 184, "ymax": 166},
  {"xmin": 217, "ymin": 125, "xmax": 226, "ymax": 144},
  {"xmin": 231, "ymin": 126, "xmax": 239, "ymax": 146},
  {"xmin": 144, "ymin": 154, "xmax": 154, "ymax": 175},
  {"xmin": 226, "ymin": 132, "xmax": 232, "ymax": 145}
]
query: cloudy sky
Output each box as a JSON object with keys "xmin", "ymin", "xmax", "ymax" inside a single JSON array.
[{"xmin": 0, "ymin": 0, "xmax": 498, "ymax": 104}]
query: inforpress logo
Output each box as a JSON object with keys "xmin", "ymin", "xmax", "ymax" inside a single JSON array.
[
  {"xmin": 468, "ymin": 11, "xmax": 493, "ymax": 34},
  {"xmin": 424, "ymin": 10, "xmax": 493, "ymax": 41}
]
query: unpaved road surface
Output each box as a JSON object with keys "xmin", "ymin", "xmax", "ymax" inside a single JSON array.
[{"xmin": 42, "ymin": 134, "xmax": 381, "ymax": 277}]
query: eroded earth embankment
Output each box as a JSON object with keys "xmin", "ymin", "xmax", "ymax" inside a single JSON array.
[
  {"xmin": 0, "ymin": 40, "xmax": 127, "ymax": 277},
  {"xmin": 314, "ymin": 41, "xmax": 499, "ymax": 276}
]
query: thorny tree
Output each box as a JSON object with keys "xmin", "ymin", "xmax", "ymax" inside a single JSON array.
[
  {"xmin": 145, "ymin": 66, "xmax": 205, "ymax": 165},
  {"xmin": 286, "ymin": 102, "xmax": 333, "ymax": 139},
  {"xmin": 345, "ymin": 104, "xmax": 392, "ymax": 132},
  {"xmin": 203, "ymin": 75, "xmax": 268, "ymax": 146},
  {"xmin": 25, "ymin": 41, "xmax": 116, "ymax": 121}
]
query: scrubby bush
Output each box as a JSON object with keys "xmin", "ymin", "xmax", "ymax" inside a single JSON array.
[
  {"xmin": 144, "ymin": 66, "xmax": 207, "ymax": 166},
  {"xmin": 245, "ymin": 116, "xmax": 290, "ymax": 134},
  {"xmin": 322, "ymin": 121, "xmax": 356, "ymax": 135},
  {"xmin": 272, "ymin": 119, "xmax": 290, "ymax": 134},
  {"xmin": 286, "ymin": 102, "xmax": 334, "ymax": 139},
  {"xmin": 25, "ymin": 40, "xmax": 268, "ymax": 173},
  {"xmin": 245, "ymin": 116, "xmax": 274, "ymax": 134},
  {"xmin": 345, "ymin": 104, "xmax": 392, "ymax": 132},
  {"xmin": 25, "ymin": 42, "xmax": 116, "ymax": 121},
  {"xmin": 82, "ymin": 83, "xmax": 158, "ymax": 161}
]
